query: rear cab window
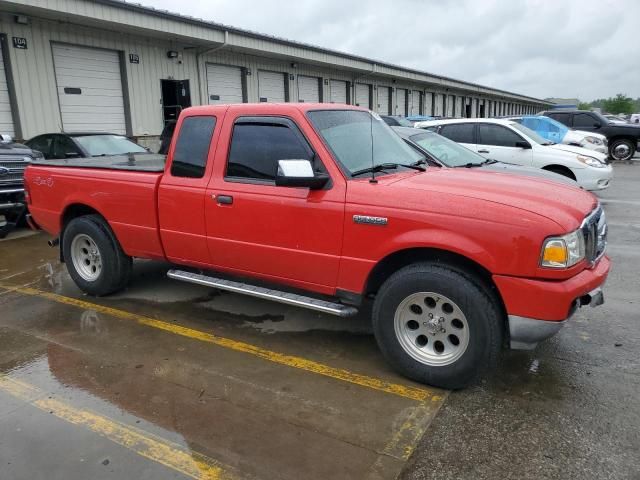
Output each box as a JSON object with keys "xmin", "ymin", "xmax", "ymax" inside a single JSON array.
[{"xmin": 171, "ymin": 116, "xmax": 217, "ymax": 178}]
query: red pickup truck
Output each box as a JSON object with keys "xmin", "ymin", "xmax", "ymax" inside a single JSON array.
[{"xmin": 24, "ymin": 103, "xmax": 610, "ymax": 389}]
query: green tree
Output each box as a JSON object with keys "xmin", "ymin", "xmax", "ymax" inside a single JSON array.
[
  {"xmin": 577, "ymin": 102, "xmax": 592, "ymax": 110},
  {"xmin": 602, "ymin": 94, "xmax": 634, "ymax": 114}
]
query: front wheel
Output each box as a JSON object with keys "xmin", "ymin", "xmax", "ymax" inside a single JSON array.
[
  {"xmin": 372, "ymin": 263, "xmax": 503, "ymax": 389},
  {"xmin": 62, "ymin": 215, "xmax": 132, "ymax": 296},
  {"xmin": 609, "ymin": 139, "xmax": 636, "ymax": 162}
]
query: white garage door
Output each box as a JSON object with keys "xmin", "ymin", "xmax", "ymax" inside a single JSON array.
[
  {"xmin": 298, "ymin": 75, "xmax": 320, "ymax": 103},
  {"xmin": 206, "ymin": 64, "xmax": 243, "ymax": 104},
  {"xmin": 52, "ymin": 44, "xmax": 126, "ymax": 134},
  {"xmin": 355, "ymin": 83, "xmax": 371, "ymax": 109},
  {"xmin": 433, "ymin": 94, "xmax": 443, "ymax": 116},
  {"xmin": 410, "ymin": 90, "xmax": 421, "ymax": 115},
  {"xmin": 377, "ymin": 86, "xmax": 391, "ymax": 115},
  {"xmin": 258, "ymin": 71, "xmax": 286, "ymax": 103},
  {"xmin": 396, "ymin": 89, "xmax": 407, "ymax": 116},
  {"xmin": 446, "ymin": 95, "xmax": 455, "ymax": 117},
  {"xmin": 424, "ymin": 93, "xmax": 433, "ymax": 116},
  {"xmin": 456, "ymin": 97, "xmax": 463, "ymax": 118},
  {"xmin": 0, "ymin": 43, "xmax": 14, "ymax": 137},
  {"xmin": 329, "ymin": 80, "xmax": 348, "ymax": 104}
]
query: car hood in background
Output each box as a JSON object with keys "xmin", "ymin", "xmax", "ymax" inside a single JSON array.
[
  {"xmin": 547, "ymin": 143, "xmax": 608, "ymax": 161},
  {"xmin": 481, "ymin": 162, "xmax": 577, "ymax": 186}
]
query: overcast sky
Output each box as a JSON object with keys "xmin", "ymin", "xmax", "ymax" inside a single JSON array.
[{"xmin": 142, "ymin": 0, "xmax": 638, "ymax": 101}]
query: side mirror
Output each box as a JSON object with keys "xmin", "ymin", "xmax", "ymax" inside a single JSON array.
[
  {"xmin": 275, "ymin": 159, "xmax": 329, "ymax": 190},
  {"xmin": 515, "ymin": 141, "xmax": 532, "ymax": 149}
]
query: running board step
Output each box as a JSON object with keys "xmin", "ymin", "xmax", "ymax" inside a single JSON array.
[{"xmin": 167, "ymin": 269, "xmax": 358, "ymax": 317}]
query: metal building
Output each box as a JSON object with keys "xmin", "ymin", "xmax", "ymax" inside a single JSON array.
[{"xmin": 0, "ymin": 0, "xmax": 551, "ymax": 147}]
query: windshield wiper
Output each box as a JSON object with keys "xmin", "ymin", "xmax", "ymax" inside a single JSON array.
[
  {"xmin": 462, "ymin": 162, "xmax": 483, "ymax": 168},
  {"xmin": 352, "ymin": 162, "xmax": 425, "ymax": 177},
  {"xmin": 482, "ymin": 158, "xmax": 499, "ymax": 165}
]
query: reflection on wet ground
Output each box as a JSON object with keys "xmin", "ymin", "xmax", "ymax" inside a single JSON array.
[{"xmin": 0, "ymin": 233, "xmax": 443, "ymax": 479}]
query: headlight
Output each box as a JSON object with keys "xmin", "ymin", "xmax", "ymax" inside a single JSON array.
[
  {"xmin": 576, "ymin": 155, "xmax": 606, "ymax": 168},
  {"xmin": 583, "ymin": 136, "xmax": 602, "ymax": 145},
  {"xmin": 541, "ymin": 230, "xmax": 585, "ymax": 268}
]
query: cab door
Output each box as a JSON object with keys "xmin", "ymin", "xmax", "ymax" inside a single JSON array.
[
  {"xmin": 475, "ymin": 123, "xmax": 533, "ymax": 166},
  {"xmin": 204, "ymin": 108, "xmax": 346, "ymax": 293},
  {"xmin": 158, "ymin": 114, "xmax": 219, "ymax": 267}
]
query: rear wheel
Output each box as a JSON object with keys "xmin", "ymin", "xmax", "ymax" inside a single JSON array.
[
  {"xmin": 372, "ymin": 263, "xmax": 503, "ymax": 389},
  {"xmin": 63, "ymin": 215, "xmax": 131, "ymax": 296},
  {"xmin": 609, "ymin": 138, "xmax": 636, "ymax": 162}
]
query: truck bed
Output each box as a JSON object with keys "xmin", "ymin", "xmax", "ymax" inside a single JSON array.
[{"xmin": 30, "ymin": 153, "xmax": 166, "ymax": 172}]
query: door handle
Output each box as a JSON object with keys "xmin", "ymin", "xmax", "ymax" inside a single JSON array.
[
  {"xmin": 213, "ymin": 194, "xmax": 233, "ymax": 205},
  {"xmin": 478, "ymin": 149, "xmax": 490, "ymax": 154}
]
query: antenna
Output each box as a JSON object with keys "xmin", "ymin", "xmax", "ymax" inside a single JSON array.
[{"xmin": 369, "ymin": 110, "xmax": 377, "ymax": 184}]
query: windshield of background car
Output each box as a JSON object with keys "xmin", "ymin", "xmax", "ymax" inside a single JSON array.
[
  {"xmin": 395, "ymin": 117, "xmax": 414, "ymax": 127},
  {"xmin": 74, "ymin": 135, "xmax": 148, "ymax": 156},
  {"xmin": 307, "ymin": 110, "xmax": 423, "ymax": 175},
  {"xmin": 508, "ymin": 122, "xmax": 551, "ymax": 145},
  {"xmin": 409, "ymin": 132, "xmax": 486, "ymax": 167}
]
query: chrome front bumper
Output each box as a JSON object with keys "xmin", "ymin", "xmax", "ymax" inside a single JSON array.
[{"xmin": 509, "ymin": 287, "xmax": 604, "ymax": 350}]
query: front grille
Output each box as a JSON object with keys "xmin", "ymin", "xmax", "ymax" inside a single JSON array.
[
  {"xmin": 581, "ymin": 205, "xmax": 607, "ymax": 265},
  {"xmin": 0, "ymin": 156, "xmax": 29, "ymax": 187}
]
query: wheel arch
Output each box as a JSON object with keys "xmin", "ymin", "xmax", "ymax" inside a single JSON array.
[
  {"xmin": 541, "ymin": 164, "xmax": 576, "ymax": 180},
  {"xmin": 365, "ymin": 247, "xmax": 509, "ymax": 343},
  {"xmin": 59, "ymin": 204, "xmax": 109, "ymax": 262}
]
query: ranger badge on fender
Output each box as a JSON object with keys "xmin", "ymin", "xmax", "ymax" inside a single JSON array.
[{"xmin": 353, "ymin": 215, "xmax": 388, "ymax": 226}]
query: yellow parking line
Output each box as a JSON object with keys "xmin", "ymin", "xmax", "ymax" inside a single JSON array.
[
  {"xmin": 0, "ymin": 375, "xmax": 241, "ymax": 480},
  {"xmin": 0, "ymin": 284, "xmax": 443, "ymax": 403}
]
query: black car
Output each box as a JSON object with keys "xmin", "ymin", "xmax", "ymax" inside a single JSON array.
[
  {"xmin": 0, "ymin": 135, "xmax": 42, "ymax": 238},
  {"xmin": 539, "ymin": 110, "xmax": 640, "ymax": 162},
  {"xmin": 25, "ymin": 132, "xmax": 150, "ymax": 160},
  {"xmin": 391, "ymin": 126, "xmax": 577, "ymax": 186}
]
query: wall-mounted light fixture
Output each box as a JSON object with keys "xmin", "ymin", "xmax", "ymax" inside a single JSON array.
[
  {"xmin": 245, "ymin": 68, "xmax": 252, "ymax": 76},
  {"xmin": 291, "ymin": 62, "xmax": 297, "ymax": 68},
  {"xmin": 14, "ymin": 15, "xmax": 29, "ymax": 25},
  {"xmin": 167, "ymin": 50, "xmax": 179, "ymax": 59}
]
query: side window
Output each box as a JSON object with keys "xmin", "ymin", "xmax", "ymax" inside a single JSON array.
[
  {"xmin": 439, "ymin": 124, "xmax": 475, "ymax": 143},
  {"xmin": 548, "ymin": 112, "xmax": 570, "ymax": 126},
  {"xmin": 226, "ymin": 121, "xmax": 313, "ymax": 182},
  {"xmin": 573, "ymin": 113, "xmax": 597, "ymax": 128},
  {"xmin": 53, "ymin": 136, "xmax": 81, "ymax": 159},
  {"xmin": 171, "ymin": 116, "xmax": 216, "ymax": 178},
  {"xmin": 478, "ymin": 124, "xmax": 523, "ymax": 147},
  {"xmin": 28, "ymin": 136, "xmax": 54, "ymax": 158}
]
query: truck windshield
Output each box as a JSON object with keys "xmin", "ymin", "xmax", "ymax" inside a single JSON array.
[
  {"xmin": 74, "ymin": 135, "xmax": 148, "ymax": 157},
  {"xmin": 308, "ymin": 110, "xmax": 424, "ymax": 176},
  {"xmin": 409, "ymin": 132, "xmax": 486, "ymax": 167}
]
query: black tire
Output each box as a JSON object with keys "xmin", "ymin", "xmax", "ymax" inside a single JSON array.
[
  {"xmin": 62, "ymin": 215, "xmax": 132, "ymax": 296},
  {"xmin": 372, "ymin": 262, "xmax": 503, "ymax": 389},
  {"xmin": 609, "ymin": 138, "xmax": 636, "ymax": 162}
]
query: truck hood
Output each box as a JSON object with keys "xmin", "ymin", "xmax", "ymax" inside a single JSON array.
[
  {"xmin": 389, "ymin": 168, "xmax": 597, "ymax": 230},
  {"xmin": 547, "ymin": 143, "xmax": 607, "ymax": 161}
]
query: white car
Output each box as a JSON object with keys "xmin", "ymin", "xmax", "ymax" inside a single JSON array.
[{"xmin": 415, "ymin": 118, "xmax": 613, "ymax": 191}]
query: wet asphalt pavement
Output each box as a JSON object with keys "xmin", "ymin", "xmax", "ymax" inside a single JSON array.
[
  {"xmin": 402, "ymin": 162, "xmax": 640, "ymax": 480},
  {"xmin": 0, "ymin": 161, "xmax": 638, "ymax": 479}
]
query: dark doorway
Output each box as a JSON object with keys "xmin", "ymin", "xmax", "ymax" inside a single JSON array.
[
  {"xmin": 479, "ymin": 103, "xmax": 486, "ymax": 118},
  {"xmin": 161, "ymin": 79, "xmax": 191, "ymax": 125},
  {"xmin": 465, "ymin": 103, "xmax": 472, "ymax": 118}
]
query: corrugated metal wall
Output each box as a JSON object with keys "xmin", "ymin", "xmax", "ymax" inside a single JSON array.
[{"xmin": 0, "ymin": 6, "xmax": 546, "ymax": 141}]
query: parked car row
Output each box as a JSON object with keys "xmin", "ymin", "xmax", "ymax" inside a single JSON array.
[
  {"xmin": 414, "ymin": 118, "xmax": 612, "ymax": 191},
  {"xmin": 538, "ymin": 109, "xmax": 640, "ymax": 162}
]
